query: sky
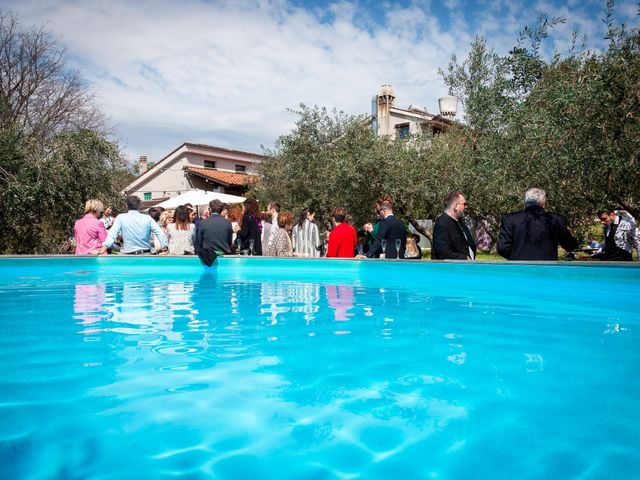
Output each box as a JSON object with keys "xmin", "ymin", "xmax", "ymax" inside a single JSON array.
[{"xmin": 4, "ymin": 0, "xmax": 638, "ymax": 165}]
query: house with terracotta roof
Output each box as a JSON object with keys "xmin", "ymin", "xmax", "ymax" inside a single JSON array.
[
  {"xmin": 368, "ymin": 84, "xmax": 454, "ymax": 140},
  {"xmin": 123, "ymin": 143, "xmax": 265, "ymax": 207}
]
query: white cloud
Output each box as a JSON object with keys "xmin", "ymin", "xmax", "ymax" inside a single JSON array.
[{"xmin": 3, "ymin": 0, "xmax": 635, "ymax": 164}]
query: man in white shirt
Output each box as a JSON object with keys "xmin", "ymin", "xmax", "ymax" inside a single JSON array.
[
  {"xmin": 99, "ymin": 196, "xmax": 167, "ymax": 254},
  {"xmin": 594, "ymin": 209, "xmax": 640, "ymax": 261}
]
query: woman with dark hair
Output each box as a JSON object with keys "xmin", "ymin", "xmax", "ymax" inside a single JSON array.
[
  {"xmin": 167, "ymin": 205, "xmax": 196, "ymax": 255},
  {"xmin": 238, "ymin": 198, "xmax": 262, "ymax": 255},
  {"xmin": 292, "ymin": 207, "xmax": 320, "ymax": 257}
]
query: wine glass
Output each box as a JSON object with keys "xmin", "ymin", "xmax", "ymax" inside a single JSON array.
[
  {"xmin": 395, "ymin": 238, "xmax": 401, "ymax": 259},
  {"xmin": 235, "ymin": 237, "xmax": 242, "ymax": 255},
  {"xmin": 380, "ymin": 239, "xmax": 387, "ymax": 259},
  {"xmin": 357, "ymin": 243, "xmax": 364, "ymax": 256},
  {"xmin": 249, "ymin": 239, "xmax": 255, "ymax": 256}
]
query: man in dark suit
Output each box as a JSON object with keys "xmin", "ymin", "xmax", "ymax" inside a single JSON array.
[
  {"xmin": 592, "ymin": 209, "xmax": 638, "ymax": 261},
  {"xmin": 432, "ymin": 191, "xmax": 477, "ymax": 260},
  {"xmin": 497, "ymin": 188, "xmax": 578, "ymax": 261},
  {"xmin": 197, "ymin": 199, "xmax": 233, "ymax": 256},
  {"xmin": 366, "ymin": 201, "xmax": 406, "ymax": 259}
]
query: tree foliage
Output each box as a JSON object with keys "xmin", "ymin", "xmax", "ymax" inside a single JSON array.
[
  {"xmin": 254, "ymin": 105, "xmax": 467, "ymax": 239},
  {"xmin": 0, "ymin": 12, "xmax": 132, "ymax": 254},
  {"xmin": 255, "ymin": 105, "xmax": 383, "ymax": 229},
  {"xmin": 440, "ymin": 3, "xmax": 640, "ymax": 234},
  {"xmin": 253, "ymin": 3, "xmax": 640, "ymax": 245}
]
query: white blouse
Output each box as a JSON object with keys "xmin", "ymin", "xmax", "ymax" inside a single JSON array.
[{"xmin": 167, "ymin": 223, "xmax": 196, "ymax": 255}]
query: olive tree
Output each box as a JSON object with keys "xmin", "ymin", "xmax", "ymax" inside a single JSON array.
[
  {"xmin": 253, "ymin": 104, "xmax": 443, "ymax": 237},
  {"xmin": 0, "ymin": 11, "xmax": 131, "ymax": 253},
  {"xmin": 440, "ymin": 4, "xmax": 640, "ymax": 234}
]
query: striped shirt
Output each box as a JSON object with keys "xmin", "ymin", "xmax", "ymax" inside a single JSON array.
[{"xmin": 292, "ymin": 220, "xmax": 320, "ymax": 257}]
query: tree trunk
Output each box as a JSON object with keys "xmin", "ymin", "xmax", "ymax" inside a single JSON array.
[
  {"xmin": 618, "ymin": 200, "xmax": 640, "ymax": 221},
  {"xmin": 407, "ymin": 217, "xmax": 432, "ymax": 242}
]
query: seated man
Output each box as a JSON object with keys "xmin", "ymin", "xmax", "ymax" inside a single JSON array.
[
  {"xmin": 99, "ymin": 195, "xmax": 167, "ymax": 254},
  {"xmin": 586, "ymin": 233, "xmax": 602, "ymax": 250},
  {"xmin": 197, "ymin": 199, "xmax": 233, "ymax": 257}
]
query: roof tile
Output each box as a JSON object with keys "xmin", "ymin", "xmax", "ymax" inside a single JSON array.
[{"xmin": 186, "ymin": 167, "xmax": 257, "ymax": 187}]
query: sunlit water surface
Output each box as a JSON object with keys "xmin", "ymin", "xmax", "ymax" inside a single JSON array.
[{"xmin": 0, "ymin": 257, "xmax": 638, "ymax": 479}]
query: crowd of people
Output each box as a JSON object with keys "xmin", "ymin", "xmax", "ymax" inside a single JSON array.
[
  {"xmin": 430, "ymin": 188, "xmax": 640, "ymax": 262},
  {"xmin": 73, "ymin": 188, "xmax": 640, "ymax": 263}
]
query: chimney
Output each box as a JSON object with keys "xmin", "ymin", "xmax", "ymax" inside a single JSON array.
[
  {"xmin": 139, "ymin": 155, "xmax": 148, "ymax": 175},
  {"xmin": 376, "ymin": 84, "xmax": 396, "ymax": 136}
]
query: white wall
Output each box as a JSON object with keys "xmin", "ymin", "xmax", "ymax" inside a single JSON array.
[{"xmin": 185, "ymin": 152, "xmax": 257, "ymax": 174}]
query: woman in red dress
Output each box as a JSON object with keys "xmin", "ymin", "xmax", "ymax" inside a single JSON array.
[{"xmin": 326, "ymin": 208, "xmax": 358, "ymax": 258}]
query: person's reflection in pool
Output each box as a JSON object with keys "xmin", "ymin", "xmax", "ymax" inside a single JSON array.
[
  {"xmin": 195, "ymin": 268, "xmax": 261, "ymax": 336},
  {"xmin": 325, "ymin": 285, "xmax": 355, "ymax": 323},
  {"xmin": 290, "ymin": 283, "xmax": 320, "ymax": 324},
  {"xmin": 260, "ymin": 282, "xmax": 291, "ymax": 326},
  {"xmin": 194, "ymin": 268, "xmax": 220, "ymax": 330},
  {"xmin": 259, "ymin": 282, "xmax": 320, "ymax": 328},
  {"xmin": 74, "ymin": 284, "xmax": 107, "ymax": 331}
]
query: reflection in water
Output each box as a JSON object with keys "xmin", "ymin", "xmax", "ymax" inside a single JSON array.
[
  {"xmin": 9, "ymin": 263, "xmax": 638, "ymax": 479},
  {"xmin": 57, "ymin": 271, "xmax": 618, "ymax": 478},
  {"xmin": 71, "ymin": 275, "xmax": 473, "ymax": 429},
  {"xmin": 73, "ymin": 284, "xmax": 106, "ymax": 326},
  {"xmin": 325, "ymin": 285, "xmax": 354, "ymax": 322},
  {"xmin": 260, "ymin": 282, "xmax": 320, "ymax": 326},
  {"xmin": 71, "ymin": 275, "xmax": 426, "ymax": 350}
]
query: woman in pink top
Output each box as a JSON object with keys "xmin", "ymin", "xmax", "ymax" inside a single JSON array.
[{"xmin": 74, "ymin": 199, "xmax": 108, "ymax": 255}]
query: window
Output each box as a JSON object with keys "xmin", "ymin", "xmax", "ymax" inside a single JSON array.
[
  {"xmin": 204, "ymin": 160, "xmax": 216, "ymax": 169},
  {"xmin": 396, "ymin": 123, "xmax": 410, "ymax": 139},
  {"xmin": 144, "ymin": 192, "xmax": 151, "ymax": 201},
  {"xmin": 235, "ymin": 165, "xmax": 246, "ymax": 173}
]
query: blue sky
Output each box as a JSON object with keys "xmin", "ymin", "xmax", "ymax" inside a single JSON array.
[{"xmin": 3, "ymin": 0, "xmax": 638, "ymax": 165}]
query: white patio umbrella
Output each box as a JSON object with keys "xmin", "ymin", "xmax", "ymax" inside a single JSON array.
[{"xmin": 154, "ymin": 189, "xmax": 246, "ymax": 209}]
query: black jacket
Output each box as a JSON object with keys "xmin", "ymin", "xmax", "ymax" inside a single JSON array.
[
  {"xmin": 197, "ymin": 214, "xmax": 233, "ymax": 255},
  {"xmin": 497, "ymin": 206, "xmax": 578, "ymax": 260},
  {"xmin": 238, "ymin": 212, "xmax": 262, "ymax": 255},
  {"xmin": 432, "ymin": 213, "xmax": 477, "ymax": 260},
  {"xmin": 367, "ymin": 214, "xmax": 406, "ymax": 259}
]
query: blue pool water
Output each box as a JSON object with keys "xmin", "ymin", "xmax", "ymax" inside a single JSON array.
[{"xmin": 0, "ymin": 257, "xmax": 638, "ymax": 479}]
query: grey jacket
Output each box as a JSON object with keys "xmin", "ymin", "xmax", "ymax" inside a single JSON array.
[{"xmin": 603, "ymin": 215, "xmax": 640, "ymax": 260}]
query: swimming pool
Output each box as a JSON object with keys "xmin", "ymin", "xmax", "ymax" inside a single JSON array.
[{"xmin": 0, "ymin": 257, "xmax": 638, "ymax": 479}]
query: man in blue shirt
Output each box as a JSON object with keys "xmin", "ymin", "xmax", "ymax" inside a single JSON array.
[{"xmin": 99, "ymin": 196, "xmax": 167, "ymax": 254}]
